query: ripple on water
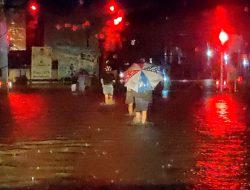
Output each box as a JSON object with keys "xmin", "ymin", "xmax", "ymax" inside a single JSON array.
[{"xmin": 192, "ymin": 94, "xmax": 248, "ymax": 190}]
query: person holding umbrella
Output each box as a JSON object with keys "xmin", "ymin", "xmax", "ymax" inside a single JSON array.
[
  {"xmin": 125, "ymin": 87, "xmax": 135, "ymax": 116},
  {"xmin": 124, "ymin": 58, "xmax": 163, "ymax": 126},
  {"xmin": 133, "ymin": 88, "xmax": 153, "ymax": 125}
]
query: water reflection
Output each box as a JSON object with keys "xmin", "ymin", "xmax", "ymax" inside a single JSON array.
[
  {"xmin": 8, "ymin": 93, "xmax": 49, "ymax": 139},
  {"xmin": 193, "ymin": 94, "xmax": 247, "ymax": 189}
]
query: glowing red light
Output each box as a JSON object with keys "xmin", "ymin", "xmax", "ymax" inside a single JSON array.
[
  {"xmin": 109, "ymin": 5, "xmax": 115, "ymax": 12},
  {"xmin": 29, "ymin": 2, "xmax": 39, "ymax": 12},
  {"xmin": 98, "ymin": 33, "xmax": 105, "ymax": 40},
  {"xmin": 31, "ymin": 5, "xmax": 37, "ymax": 11},
  {"xmin": 82, "ymin": 20, "xmax": 90, "ymax": 28},
  {"xmin": 237, "ymin": 76, "xmax": 243, "ymax": 82},
  {"xmin": 209, "ymin": 6, "xmax": 234, "ymax": 47},
  {"xmin": 219, "ymin": 30, "xmax": 229, "ymax": 45},
  {"xmin": 114, "ymin": 16, "xmax": 123, "ymax": 25}
]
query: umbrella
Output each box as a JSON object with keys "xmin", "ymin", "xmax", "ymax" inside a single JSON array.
[{"xmin": 124, "ymin": 62, "xmax": 163, "ymax": 93}]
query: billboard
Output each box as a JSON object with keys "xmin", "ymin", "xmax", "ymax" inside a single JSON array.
[
  {"xmin": 79, "ymin": 52, "xmax": 98, "ymax": 75},
  {"xmin": 31, "ymin": 47, "xmax": 52, "ymax": 79},
  {"xmin": 54, "ymin": 49, "xmax": 98, "ymax": 79}
]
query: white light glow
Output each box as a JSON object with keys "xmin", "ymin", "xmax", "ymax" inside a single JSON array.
[
  {"xmin": 219, "ymin": 30, "xmax": 229, "ymax": 45},
  {"xmin": 243, "ymin": 58, "xmax": 249, "ymax": 67},
  {"xmin": 131, "ymin": 39, "xmax": 136, "ymax": 46},
  {"xmin": 224, "ymin": 54, "xmax": 229, "ymax": 62},
  {"xmin": 119, "ymin": 72, "xmax": 124, "ymax": 78},
  {"xmin": 206, "ymin": 49, "xmax": 213, "ymax": 57}
]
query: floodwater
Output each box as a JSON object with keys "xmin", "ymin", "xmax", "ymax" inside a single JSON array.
[
  {"xmin": 0, "ymin": 87, "xmax": 249, "ymax": 189},
  {"xmin": 192, "ymin": 93, "xmax": 249, "ymax": 190}
]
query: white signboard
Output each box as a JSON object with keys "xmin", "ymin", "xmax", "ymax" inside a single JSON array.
[
  {"xmin": 57, "ymin": 53, "xmax": 79, "ymax": 79},
  {"xmin": 56, "ymin": 51, "xmax": 98, "ymax": 79},
  {"xmin": 31, "ymin": 47, "xmax": 52, "ymax": 79},
  {"xmin": 79, "ymin": 52, "xmax": 98, "ymax": 75}
]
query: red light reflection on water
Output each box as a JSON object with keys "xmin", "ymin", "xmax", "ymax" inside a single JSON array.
[
  {"xmin": 194, "ymin": 94, "xmax": 247, "ymax": 190},
  {"xmin": 8, "ymin": 93, "xmax": 48, "ymax": 138}
]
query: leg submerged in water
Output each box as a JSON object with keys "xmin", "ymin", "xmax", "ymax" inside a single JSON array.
[
  {"xmin": 108, "ymin": 95, "xmax": 114, "ymax": 104},
  {"xmin": 141, "ymin": 110, "xmax": 147, "ymax": 124}
]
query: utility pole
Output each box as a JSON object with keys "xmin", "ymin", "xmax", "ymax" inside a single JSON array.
[{"xmin": 0, "ymin": 3, "xmax": 9, "ymax": 84}]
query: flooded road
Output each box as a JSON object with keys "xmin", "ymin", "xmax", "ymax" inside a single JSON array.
[
  {"xmin": 0, "ymin": 88, "xmax": 249, "ymax": 189},
  {"xmin": 192, "ymin": 93, "xmax": 249, "ymax": 190}
]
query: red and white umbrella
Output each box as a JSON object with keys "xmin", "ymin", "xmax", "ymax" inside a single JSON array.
[{"xmin": 124, "ymin": 62, "xmax": 163, "ymax": 93}]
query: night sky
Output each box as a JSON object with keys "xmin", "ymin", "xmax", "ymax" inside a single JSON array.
[
  {"xmin": 5, "ymin": 0, "xmax": 249, "ymax": 14},
  {"xmin": 5, "ymin": 0, "xmax": 250, "ymax": 62},
  {"xmin": 39, "ymin": 0, "xmax": 250, "ymax": 60},
  {"xmin": 5, "ymin": 0, "xmax": 250, "ymax": 24}
]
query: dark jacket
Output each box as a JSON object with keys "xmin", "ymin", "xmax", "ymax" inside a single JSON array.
[{"xmin": 102, "ymin": 72, "xmax": 115, "ymax": 85}]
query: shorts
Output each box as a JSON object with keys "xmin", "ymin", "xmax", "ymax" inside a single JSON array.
[
  {"xmin": 102, "ymin": 84, "xmax": 113, "ymax": 95},
  {"xmin": 134, "ymin": 97, "xmax": 149, "ymax": 111},
  {"xmin": 134, "ymin": 91, "xmax": 153, "ymax": 103},
  {"xmin": 125, "ymin": 90, "xmax": 135, "ymax": 104}
]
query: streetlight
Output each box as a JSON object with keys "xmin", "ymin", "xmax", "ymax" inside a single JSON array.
[
  {"xmin": 206, "ymin": 43, "xmax": 213, "ymax": 78},
  {"xmin": 206, "ymin": 49, "xmax": 212, "ymax": 58},
  {"xmin": 219, "ymin": 30, "xmax": 229, "ymax": 92}
]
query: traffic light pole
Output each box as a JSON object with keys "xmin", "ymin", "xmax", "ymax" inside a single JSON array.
[
  {"xmin": 220, "ymin": 51, "xmax": 224, "ymax": 92},
  {"xmin": 218, "ymin": 30, "xmax": 229, "ymax": 92}
]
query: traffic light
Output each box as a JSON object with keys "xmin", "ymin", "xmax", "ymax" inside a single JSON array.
[
  {"xmin": 219, "ymin": 30, "xmax": 229, "ymax": 45},
  {"xmin": 109, "ymin": 5, "xmax": 115, "ymax": 13},
  {"xmin": 28, "ymin": 1, "xmax": 39, "ymax": 16},
  {"xmin": 113, "ymin": 16, "xmax": 123, "ymax": 25},
  {"xmin": 30, "ymin": 4, "xmax": 37, "ymax": 11},
  {"xmin": 107, "ymin": 1, "xmax": 118, "ymax": 14},
  {"xmin": 26, "ymin": 0, "xmax": 43, "ymax": 48},
  {"xmin": 106, "ymin": 1, "xmax": 124, "ymax": 27}
]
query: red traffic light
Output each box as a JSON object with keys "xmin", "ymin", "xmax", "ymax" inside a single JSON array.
[
  {"xmin": 219, "ymin": 30, "xmax": 229, "ymax": 45},
  {"xmin": 107, "ymin": 1, "xmax": 118, "ymax": 14},
  {"xmin": 113, "ymin": 16, "xmax": 123, "ymax": 25},
  {"xmin": 29, "ymin": 2, "xmax": 39, "ymax": 13},
  {"xmin": 30, "ymin": 4, "xmax": 37, "ymax": 11},
  {"xmin": 109, "ymin": 5, "xmax": 115, "ymax": 12}
]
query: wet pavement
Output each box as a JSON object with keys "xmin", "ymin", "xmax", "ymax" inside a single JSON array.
[{"xmin": 0, "ymin": 85, "xmax": 250, "ymax": 190}]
